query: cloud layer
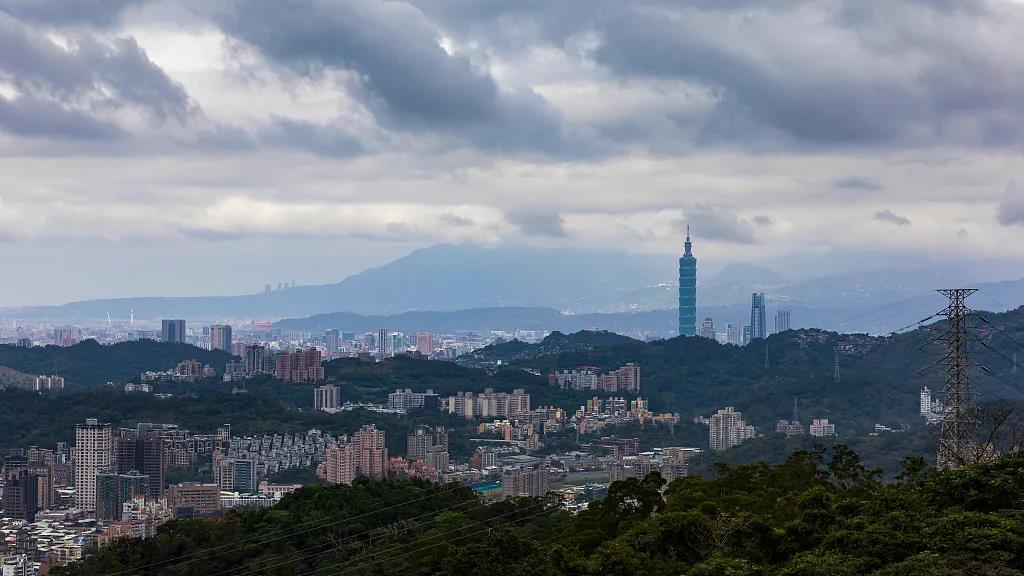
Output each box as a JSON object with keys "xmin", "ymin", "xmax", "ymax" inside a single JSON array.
[{"xmin": 0, "ymin": 0, "xmax": 1022, "ymax": 304}]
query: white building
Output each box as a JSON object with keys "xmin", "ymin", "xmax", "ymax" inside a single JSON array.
[
  {"xmin": 74, "ymin": 418, "xmax": 114, "ymax": 512},
  {"xmin": 708, "ymin": 407, "xmax": 756, "ymax": 452},
  {"xmin": 809, "ymin": 419, "xmax": 836, "ymax": 437},
  {"xmin": 314, "ymin": 384, "xmax": 341, "ymax": 412}
]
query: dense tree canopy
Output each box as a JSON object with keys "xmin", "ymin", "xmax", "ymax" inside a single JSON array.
[{"xmin": 55, "ymin": 447, "xmax": 1024, "ymax": 576}]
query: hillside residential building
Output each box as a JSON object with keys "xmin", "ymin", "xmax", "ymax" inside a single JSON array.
[{"xmin": 708, "ymin": 407, "xmax": 756, "ymax": 452}]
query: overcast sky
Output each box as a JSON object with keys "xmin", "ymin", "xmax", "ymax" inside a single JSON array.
[{"xmin": 1, "ymin": 0, "xmax": 1023, "ymax": 305}]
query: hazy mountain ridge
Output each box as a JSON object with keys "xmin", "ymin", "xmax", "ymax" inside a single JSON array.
[{"xmin": 2, "ymin": 244, "xmax": 1021, "ymax": 332}]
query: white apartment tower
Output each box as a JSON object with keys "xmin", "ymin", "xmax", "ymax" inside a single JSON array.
[
  {"xmin": 708, "ymin": 407, "xmax": 756, "ymax": 452},
  {"xmin": 74, "ymin": 418, "xmax": 114, "ymax": 512}
]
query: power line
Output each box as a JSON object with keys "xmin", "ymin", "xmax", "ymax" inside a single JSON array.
[
  {"xmin": 108, "ymin": 483, "xmax": 468, "ymax": 576},
  {"xmin": 305, "ymin": 505, "xmax": 560, "ymax": 576},
  {"xmin": 207, "ymin": 497, "xmax": 492, "ymax": 576}
]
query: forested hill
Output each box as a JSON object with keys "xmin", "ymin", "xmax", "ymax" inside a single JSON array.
[
  {"xmin": 55, "ymin": 448, "xmax": 1024, "ymax": 576},
  {"xmin": 0, "ymin": 339, "xmax": 234, "ymax": 387},
  {"xmin": 460, "ymin": 307, "xmax": 1024, "ymax": 433}
]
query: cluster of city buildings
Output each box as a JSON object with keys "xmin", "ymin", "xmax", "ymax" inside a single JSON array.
[
  {"xmin": 0, "ymin": 417, "xmax": 330, "ymax": 574},
  {"xmin": 701, "ymin": 405, "xmax": 838, "ymax": 452},
  {"xmin": 548, "ymin": 363, "xmax": 640, "ymax": 392}
]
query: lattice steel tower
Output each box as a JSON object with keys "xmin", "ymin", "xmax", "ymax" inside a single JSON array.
[{"xmin": 935, "ymin": 288, "xmax": 979, "ymax": 469}]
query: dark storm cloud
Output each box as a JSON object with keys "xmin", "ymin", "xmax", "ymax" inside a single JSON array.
[
  {"xmin": 834, "ymin": 177, "xmax": 884, "ymax": 191},
  {"xmin": 874, "ymin": 209, "xmax": 911, "ymax": 226},
  {"xmin": 0, "ymin": 0, "xmax": 146, "ymax": 27},
  {"xmin": 676, "ymin": 205, "xmax": 758, "ymax": 245},
  {"xmin": 504, "ymin": 209, "xmax": 567, "ymax": 238},
  {"xmin": 0, "ymin": 13, "xmax": 194, "ymax": 138},
  {"xmin": 752, "ymin": 215, "xmax": 774, "ymax": 226},
  {"xmin": 213, "ymin": 0, "xmax": 580, "ymax": 156},
  {"xmin": 411, "ymin": 0, "xmax": 1024, "ymax": 149}
]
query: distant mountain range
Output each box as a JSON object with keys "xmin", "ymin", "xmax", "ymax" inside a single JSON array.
[{"xmin": 2, "ymin": 243, "xmax": 1022, "ymax": 336}]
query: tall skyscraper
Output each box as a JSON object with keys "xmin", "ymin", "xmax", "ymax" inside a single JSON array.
[
  {"xmin": 750, "ymin": 293, "xmax": 767, "ymax": 340},
  {"xmin": 210, "ymin": 325, "xmax": 232, "ymax": 352},
  {"xmin": 700, "ymin": 317, "xmax": 715, "ymax": 339},
  {"xmin": 161, "ymin": 319, "xmax": 186, "ymax": 344},
  {"xmin": 678, "ymin": 228, "xmax": 697, "ymax": 336},
  {"xmin": 377, "ymin": 329, "xmax": 389, "ymax": 361},
  {"xmin": 324, "ymin": 329, "xmax": 340, "ymax": 360},
  {"xmin": 775, "ymin": 309, "xmax": 792, "ymax": 334},
  {"xmin": 74, "ymin": 418, "xmax": 113, "ymax": 512}
]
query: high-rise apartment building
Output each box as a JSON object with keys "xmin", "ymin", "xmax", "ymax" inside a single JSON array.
[
  {"xmin": 2, "ymin": 469, "xmax": 39, "ymax": 522},
  {"xmin": 708, "ymin": 407, "xmax": 756, "ymax": 452},
  {"xmin": 210, "ymin": 325, "xmax": 232, "ymax": 353},
  {"xmin": 161, "ymin": 319, "xmax": 186, "ymax": 344},
  {"xmin": 414, "ymin": 332, "xmax": 433, "ymax": 356},
  {"xmin": 245, "ymin": 345, "xmax": 272, "ymax": 374},
  {"xmin": 775, "ymin": 309, "xmax": 791, "ymax": 334},
  {"xmin": 314, "ymin": 384, "xmax": 340, "ymax": 412},
  {"xmin": 115, "ymin": 428, "xmax": 165, "ymax": 499},
  {"xmin": 377, "ymin": 329, "xmax": 389, "ymax": 361},
  {"xmin": 96, "ymin": 470, "xmax": 148, "ymax": 521},
  {"xmin": 324, "ymin": 329, "xmax": 340, "ymax": 360},
  {"xmin": 274, "ymin": 349, "xmax": 324, "ymax": 382},
  {"xmin": 318, "ymin": 442, "xmax": 356, "ymax": 486},
  {"xmin": 678, "ymin": 228, "xmax": 697, "ymax": 336},
  {"xmin": 750, "ymin": 293, "xmax": 767, "ymax": 340},
  {"xmin": 501, "ymin": 459, "xmax": 549, "ymax": 499},
  {"xmin": 74, "ymin": 418, "xmax": 113, "ymax": 512},
  {"xmin": 726, "ymin": 324, "xmax": 742, "ymax": 346},
  {"xmin": 406, "ymin": 427, "xmax": 433, "ymax": 461},
  {"xmin": 700, "ymin": 317, "xmax": 715, "ymax": 339},
  {"xmin": 317, "ymin": 425, "xmax": 388, "ymax": 485},
  {"xmin": 353, "ymin": 425, "xmax": 387, "ymax": 480}
]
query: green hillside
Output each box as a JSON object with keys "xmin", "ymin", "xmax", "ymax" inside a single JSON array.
[
  {"xmin": 0, "ymin": 339, "xmax": 235, "ymax": 387},
  {"xmin": 54, "ymin": 448, "xmax": 1024, "ymax": 576},
  {"xmin": 464, "ymin": 307, "xmax": 1024, "ymax": 433}
]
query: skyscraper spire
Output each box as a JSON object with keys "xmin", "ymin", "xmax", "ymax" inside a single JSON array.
[{"xmin": 678, "ymin": 228, "xmax": 697, "ymax": 336}]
